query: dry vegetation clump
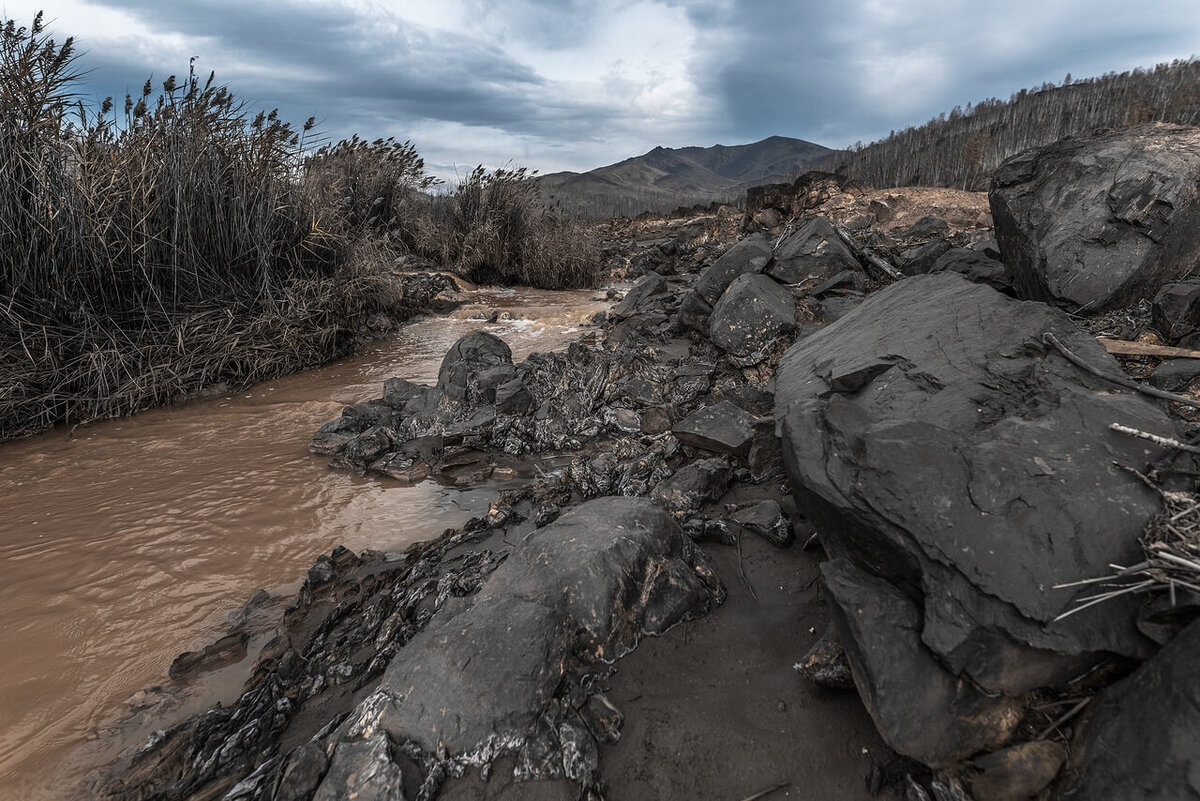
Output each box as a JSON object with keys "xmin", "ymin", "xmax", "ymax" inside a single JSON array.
[
  {"xmin": 0, "ymin": 12, "xmax": 598, "ymax": 441},
  {"xmin": 1056, "ymin": 485, "xmax": 1200, "ymax": 639},
  {"xmin": 415, "ymin": 165, "xmax": 600, "ymax": 289},
  {"xmin": 0, "ymin": 14, "xmax": 420, "ymax": 440}
]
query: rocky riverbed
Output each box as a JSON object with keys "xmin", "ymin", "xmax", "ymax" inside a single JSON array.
[{"xmin": 94, "ymin": 123, "xmax": 1200, "ymax": 800}]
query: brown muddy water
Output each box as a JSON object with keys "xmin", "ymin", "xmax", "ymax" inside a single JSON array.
[{"xmin": 0, "ymin": 285, "xmax": 612, "ymax": 799}]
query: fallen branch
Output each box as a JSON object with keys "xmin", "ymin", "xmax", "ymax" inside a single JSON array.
[
  {"xmin": 1099, "ymin": 338, "xmax": 1200, "ymax": 359},
  {"xmin": 1043, "ymin": 332, "xmax": 1200, "ymax": 410},
  {"xmin": 834, "ymin": 224, "xmax": 903, "ymax": 281},
  {"xmin": 736, "ymin": 531, "xmax": 759, "ymax": 602},
  {"xmin": 738, "ymin": 782, "xmax": 789, "ymax": 801}
]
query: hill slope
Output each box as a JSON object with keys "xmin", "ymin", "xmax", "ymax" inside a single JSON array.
[
  {"xmin": 539, "ymin": 136, "xmax": 833, "ymax": 218},
  {"xmin": 808, "ymin": 58, "xmax": 1200, "ymax": 191}
]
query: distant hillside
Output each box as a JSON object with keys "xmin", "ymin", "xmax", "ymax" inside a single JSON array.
[
  {"xmin": 538, "ymin": 136, "xmax": 834, "ymax": 219},
  {"xmin": 809, "ymin": 58, "xmax": 1200, "ymax": 191}
]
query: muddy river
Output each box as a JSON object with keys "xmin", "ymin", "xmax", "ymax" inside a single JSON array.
[{"xmin": 0, "ymin": 285, "xmax": 611, "ymax": 799}]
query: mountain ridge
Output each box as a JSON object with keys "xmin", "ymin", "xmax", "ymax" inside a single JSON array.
[{"xmin": 537, "ymin": 135, "xmax": 834, "ymax": 218}]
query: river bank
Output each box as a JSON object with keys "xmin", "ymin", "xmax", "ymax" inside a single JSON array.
[{"xmin": 0, "ymin": 286, "xmax": 612, "ymax": 800}]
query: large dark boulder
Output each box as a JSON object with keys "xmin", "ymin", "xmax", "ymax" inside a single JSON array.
[
  {"xmin": 1057, "ymin": 619, "xmax": 1200, "ymax": 800},
  {"xmin": 822, "ymin": 558, "xmax": 1021, "ymax": 766},
  {"xmin": 776, "ymin": 273, "xmax": 1169, "ymax": 695},
  {"xmin": 694, "ymin": 233, "xmax": 773, "ymax": 306},
  {"xmin": 991, "ymin": 124, "xmax": 1200, "ymax": 313},
  {"xmin": 437, "ymin": 331, "xmax": 514, "ymax": 403},
  {"xmin": 313, "ymin": 497, "xmax": 723, "ymax": 786},
  {"xmin": 767, "ymin": 216, "xmax": 861, "ymax": 284},
  {"xmin": 707, "ymin": 273, "xmax": 796, "ymax": 366}
]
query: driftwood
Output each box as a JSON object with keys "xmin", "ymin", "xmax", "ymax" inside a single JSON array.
[
  {"xmin": 1043, "ymin": 333, "xmax": 1200, "ymax": 410},
  {"xmin": 1099, "ymin": 338, "xmax": 1200, "ymax": 359}
]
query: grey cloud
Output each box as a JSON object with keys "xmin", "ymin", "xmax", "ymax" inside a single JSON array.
[
  {"xmin": 672, "ymin": 0, "xmax": 1200, "ymax": 148},
  {"xmin": 18, "ymin": 0, "xmax": 1200, "ymax": 176},
  {"xmin": 75, "ymin": 0, "xmax": 558, "ymax": 138}
]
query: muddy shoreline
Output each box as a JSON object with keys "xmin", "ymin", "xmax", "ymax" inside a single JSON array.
[{"xmin": 86, "ymin": 201, "xmax": 919, "ymax": 800}]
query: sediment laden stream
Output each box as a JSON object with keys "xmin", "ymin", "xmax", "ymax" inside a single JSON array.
[{"xmin": 0, "ymin": 285, "xmax": 611, "ymax": 800}]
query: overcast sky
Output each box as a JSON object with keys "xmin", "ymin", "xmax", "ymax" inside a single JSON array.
[{"xmin": 4, "ymin": 1, "xmax": 1199, "ymax": 181}]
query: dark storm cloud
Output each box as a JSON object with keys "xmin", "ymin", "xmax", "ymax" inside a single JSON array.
[
  {"xmin": 670, "ymin": 0, "xmax": 1200, "ymax": 148},
  {"xmin": 67, "ymin": 0, "xmax": 605, "ymax": 142}
]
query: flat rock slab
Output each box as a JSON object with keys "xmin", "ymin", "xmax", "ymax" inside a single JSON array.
[
  {"xmin": 776, "ymin": 272, "xmax": 1170, "ymax": 693},
  {"xmin": 673, "ymin": 400, "xmax": 757, "ymax": 457},
  {"xmin": 708, "ymin": 273, "xmax": 796, "ymax": 366},
  {"xmin": 314, "ymin": 497, "xmax": 723, "ymax": 794},
  {"xmin": 991, "ymin": 123, "xmax": 1200, "ymax": 313},
  {"xmin": 1058, "ymin": 619, "xmax": 1200, "ymax": 800}
]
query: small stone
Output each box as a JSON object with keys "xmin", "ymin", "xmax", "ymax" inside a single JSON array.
[
  {"xmin": 582, "ymin": 694, "xmax": 624, "ymax": 745},
  {"xmin": 1149, "ymin": 358, "xmax": 1200, "ymax": 391},
  {"xmin": 794, "ymin": 626, "xmax": 855, "ymax": 690},
  {"xmin": 639, "ymin": 406, "xmax": 673, "ymax": 435},
  {"xmin": 534, "ymin": 503, "xmax": 561, "ymax": 528},
  {"xmin": 1154, "ymin": 279, "xmax": 1200, "ymax": 341},
  {"xmin": 732, "ymin": 500, "xmax": 794, "ymax": 547}
]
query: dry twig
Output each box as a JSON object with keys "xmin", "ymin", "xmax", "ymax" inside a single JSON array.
[{"xmin": 1043, "ymin": 333, "xmax": 1200, "ymax": 410}]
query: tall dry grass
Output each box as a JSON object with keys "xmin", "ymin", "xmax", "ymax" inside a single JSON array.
[
  {"xmin": 0, "ymin": 13, "xmax": 423, "ymax": 440},
  {"xmin": 417, "ymin": 166, "xmax": 600, "ymax": 289},
  {"xmin": 0, "ymin": 13, "xmax": 600, "ymax": 441}
]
